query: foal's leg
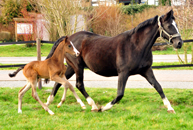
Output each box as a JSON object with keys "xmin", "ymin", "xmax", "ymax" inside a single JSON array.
[
  {"xmin": 141, "ymin": 68, "xmax": 175, "ymax": 113},
  {"xmin": 99, "ymin": 71, "xmax": 129, "ymax": 112},
  {"xmin": 30, "ymin": 79, "xmax": 54, "ymax": 115},
  {"xmin": 45, "ymin": 66, "xmax": 74, "ymax": 106},
  {"xmin": 50, "ymin": 74, "xmax": 86, "ymax": 109},
  {"xmin": 57, "ymin": 85, "xmax": 68, "ymax": 107},
  {"xmin": 18, "ymin": 82, "xmax": 31, "ymax": 113},
  {"xmin": 57, "ymin": 75, "xmax": 86, "ymax": 109}
]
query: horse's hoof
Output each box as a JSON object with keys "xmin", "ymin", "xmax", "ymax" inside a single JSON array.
[
  {"xmin": 57, "ymin": 105, "xmax": 61, "ymax": 108},
  {"xmin": 167, "ymin": 109, "xmax": 176, "ymax": 114},
  {"xmin": 82, "ymin": 106, "xmax": 86, "ymax": 109},
  {"xmin": 98, "ymin": 106, "xmax": 103, "ymax": 112}
]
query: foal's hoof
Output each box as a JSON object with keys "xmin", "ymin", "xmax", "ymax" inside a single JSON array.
[
  {"xmin": 44, "ymin": 103, "xmax": 49, "ymax": 106},
  {"xmin": 167, "ymin": 109, "xmax": 176, "ymax": 114},
  {"xmin": 18, "ymin": 110, "xmax": 22, "ymax": 114},
  {"xmin": 82, "ymin": 106, "xmax": 86, "ymax": 109},
  {"xmin": 48, "ymin": 110, "xmax": 54, "ymax": 115},
  {"xmin": 57, "ymin": 102, "xmax": 62, "ymax": 108},
  {"xmin": 91, "ymin": 109, "xmax": 99, "ymax": 112}
]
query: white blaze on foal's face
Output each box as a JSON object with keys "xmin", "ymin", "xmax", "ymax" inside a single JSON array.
[{"xmin": 70, "ymin": 41, "xmax": 80, "ymax": 56}]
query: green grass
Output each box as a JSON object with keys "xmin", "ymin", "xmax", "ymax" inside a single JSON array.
[
  {"xmin": 152, "ymin": 62, "xmax": 193, "ymax": 70},
  {"xmin": 1, "ymin": 87, "xmax": 193, "ymax": 129},
  {"xmin": 1, "ymin": 62, "xmax": 193, "ymax": 70},
  {"xmin": 152, "ymin": 46, "xmax": 192, "ymax": 55},
  {"xmin": 0, "ymin": 44, "xmax": 53, "ymax": 57},
  {"xmin": 0, "ymin": 44, "xmax": 191, "ymax": 57}
]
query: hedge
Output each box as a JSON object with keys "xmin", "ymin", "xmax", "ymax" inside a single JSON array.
[{"xmin": 121, "ymin": 4, "xmax": 157, "ymax": 15}]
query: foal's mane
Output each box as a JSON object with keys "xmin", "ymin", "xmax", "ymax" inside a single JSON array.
[
  {"xmin": 123, "ymin": 15, "xmax": 158, "ymax": 36},
  {"xmin": 46, "ymin": 36, "xmax": 66, "ymax": 59}
]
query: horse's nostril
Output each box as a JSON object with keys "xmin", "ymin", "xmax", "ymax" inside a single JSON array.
[
  {"xmin": 177, "ymin": 41, "xmax": 182, "ymax": 48},
  {"xmin": 76, "ymin": 52, "xmax": 80, "ymax": 56}
]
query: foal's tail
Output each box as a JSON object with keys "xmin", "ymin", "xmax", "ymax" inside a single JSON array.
[{"xmin": 9, "ymin": 66, "xmax": 24, "ymax": 77}]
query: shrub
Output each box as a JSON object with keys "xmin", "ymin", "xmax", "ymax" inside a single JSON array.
[
  {"xmin": 121, "ymin": 4, "xmax": 157, "ymax": 15},
  {"xmin": 161, "ymin": 0, "xmax": 171, "ymax": 6},
  {"xmin": 0, "ymin": 31, "xmax": 11, "ymax": 41},
  {"xmin": 1, "ymin": 0, "xmax": 23, "ymax": 24},
  {"xmin": 90, "ymin": 4, "xmax": 128, "ymax": 36}
]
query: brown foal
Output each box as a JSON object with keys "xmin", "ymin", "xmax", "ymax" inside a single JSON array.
[{"xmin": 9, "ymin": 36, "xmax": 86, "ymax": 115}]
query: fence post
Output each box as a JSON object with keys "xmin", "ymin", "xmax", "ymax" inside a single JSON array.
[{"xmin": 36, "ymin": 38, "xmax": 42, "ymax": 89}]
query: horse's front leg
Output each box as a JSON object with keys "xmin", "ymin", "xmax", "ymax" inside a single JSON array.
[
  {"xmin": 75, "ymin": 68, "xmax": 98, "ymax": 111},
  {"xmin": 99, "ymin": 71, "xmax": 129, "ymax": 112},
  {"xmin": 141, "ymin": 67, "xmax": 175, "ymax": 113}
]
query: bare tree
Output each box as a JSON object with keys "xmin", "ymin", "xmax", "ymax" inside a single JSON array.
[
  {"xmin": 28, "ymin": 0, "xmax": 84, "ymax": 39},
  {"xmin": 173, "ymin": 2, "xmax": 193, "ymax": 64}
]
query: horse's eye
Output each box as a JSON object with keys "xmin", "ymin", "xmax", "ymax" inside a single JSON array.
[
  {"xmin": 168, "ymin": 25, "xmax": 172, "ymax": 29},
  {"xmin": 68, "ymin": 45, "xmax": 72, "ymax": 48}
]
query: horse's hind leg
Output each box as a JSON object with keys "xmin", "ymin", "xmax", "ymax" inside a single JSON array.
[
  {"xmin": 18, "ymin": 82, "xmax": 31, "ymax": 113},
  {"xmin": 141, "ymin": 68, "xmax": 175, "ymax": 113},
  {"xmin": 30, "ymin": 79, "xmax": 54, "ymax": 115}
]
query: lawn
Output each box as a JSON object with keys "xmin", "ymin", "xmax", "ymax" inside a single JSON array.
[
  {"xmin": 0, "ymin": 44, "xmax": 191, "ymax": 57},
  {"xmin": 0, "ymin": 44, "xmax": 53, "ymax": 57},
  {"xmin": 1, "ymin": 87, "xmax": 193, "ymax": 129}
]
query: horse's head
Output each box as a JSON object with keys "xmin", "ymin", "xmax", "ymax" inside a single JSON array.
[
  {"xmin": 158, "ymin": 9, "xmax": 183, "ymax": 49},
  {"xmin": 63, "ymin": 36, "xmax": 80, "ymax": 57}
]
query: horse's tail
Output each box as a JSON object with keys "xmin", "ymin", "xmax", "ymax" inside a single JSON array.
[{"xmin": 9, "ymin": 66, "xmax": 24, "ymax": 77}]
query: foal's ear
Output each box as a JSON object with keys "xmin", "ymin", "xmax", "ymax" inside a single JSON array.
[
  {"xmin": 163, "ymin": 9, "xmax": 173, "ymax": 22},
  {"xmin": 65, "ymin": 36, "xmax": 68, "ymax": 42}
]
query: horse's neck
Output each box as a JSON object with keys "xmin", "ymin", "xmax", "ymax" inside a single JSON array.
[
  {"xmin": 51, "ymin": 42, "xmax": 66, "ymax": 63},
  {"xmin": 137, "ymin": 17, "xmax": 159, "ymax": 51}
]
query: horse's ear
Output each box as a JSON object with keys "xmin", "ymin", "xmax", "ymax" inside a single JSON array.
[
  {"xmin": 163, "ymin": 9, "xmax": 173, "ymax": 22},
  {"xmin": 65, "ymin": 36, "xmax": 68, "ymax": 42}
]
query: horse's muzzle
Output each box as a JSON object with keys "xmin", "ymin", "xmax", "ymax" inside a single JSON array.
[
  {"xmin": 172, "ymin": 38, "xmax": 183, "ymax": 49},
  {"xmin": 76, "ymin": 51, "xmax": 80, "ymax": 57},
  {"xmin": 176, "ymin": 41, "xmax": 183, "ymax": 49}
]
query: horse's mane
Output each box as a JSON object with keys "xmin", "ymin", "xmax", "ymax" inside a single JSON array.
[
  {"xmin": 46, "ymin": 36, "xmax": 66, "ymax": 59},
  {"xmin": 46, "ymin": 16, "xmax": 159, "ymax": 59},
  {"xmin": 123, "ymin": 15, "xmax": 158, "ymax": 36}
]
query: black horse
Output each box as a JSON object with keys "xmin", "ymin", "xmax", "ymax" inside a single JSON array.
[{"xmin": 45, "ymin": 10, "xmax": 182, "ymax": 113}]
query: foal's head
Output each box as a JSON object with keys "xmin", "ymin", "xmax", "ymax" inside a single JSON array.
[
  {"xmin": 159, "ymin": 10, "xmax": 183, "ymax": 49},
  {"xmin": 62, "ymin": 36, "xmax": 80, "ymax": 57}
]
